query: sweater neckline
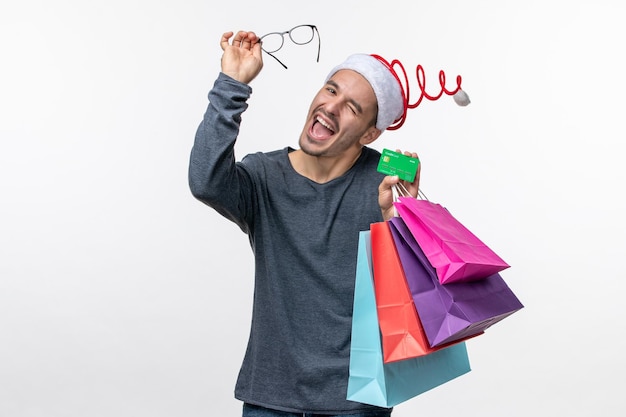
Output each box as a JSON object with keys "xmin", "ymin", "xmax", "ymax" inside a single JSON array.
[{"xmin": 284, "ymin": 146, "xmax": 370, "ymax": 185}]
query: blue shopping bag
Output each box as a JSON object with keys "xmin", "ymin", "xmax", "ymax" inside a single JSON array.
[{"xmin": 347, "ymin": 230, "xmax": 472, "ymax": 408}]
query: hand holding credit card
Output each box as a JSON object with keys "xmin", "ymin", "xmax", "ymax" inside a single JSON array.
[{"xmin": 376, "ymin": 148, "xmax": 420, "ymax": 182}]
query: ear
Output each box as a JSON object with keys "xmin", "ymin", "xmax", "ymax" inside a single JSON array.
[{"xmin": 359, "ymin": 126, "xmax": 382, "ymax": 145}]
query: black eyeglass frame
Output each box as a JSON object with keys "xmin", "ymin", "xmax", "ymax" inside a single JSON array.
[{"xmin": 260, "ymin": 24, "xmax": 321, "ymax": 69}]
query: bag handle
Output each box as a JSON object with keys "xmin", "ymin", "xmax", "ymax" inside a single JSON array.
[
  {"xmin": 393, "ymin": 183, "xmax": 430, "ymax": 202},
  {"xmin": 392, "ymin": 183, "xmax": 430, "ymax": 218}
]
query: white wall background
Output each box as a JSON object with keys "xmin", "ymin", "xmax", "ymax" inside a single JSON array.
[{"xmin": 1, "ymin": 1, "xmax": 624, "ymax": 416}]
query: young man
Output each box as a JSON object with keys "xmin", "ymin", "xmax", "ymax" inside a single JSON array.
[{"xmin": 189, "ymin": 30, "xmax": 418, "ymax": 417}]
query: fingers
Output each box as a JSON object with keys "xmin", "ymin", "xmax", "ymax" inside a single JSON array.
[
  {"xmin": 221, "ymin": 30, "xmax": 260, "ymax": 50},
  {"xmin": 380, "ymin": 174, "xmax": 400, "ymax": 190},
  {"xmin": 239, "ymin": 32, "xmax": 256, "ymax": 49},
  {"xmin": 392, "ymin": 149, "xmax": 421, "ymax": 198},
  {"xmin": 378, "ymin": 175, "xmax": 400, "ymax": 205},
  {"xmin": 395, "ymin": 148, "xmax": 418, "ymax": 160},
  {"xmin": 378, "ymin": 175, "xmax": 401, "ymax": 221},
  {"xmin": 220, "ymin": 31, "xmax": 234, "ymax": 51}
]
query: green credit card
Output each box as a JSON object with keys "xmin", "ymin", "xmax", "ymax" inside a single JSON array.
[{"xmin": 376, "ymin": 148, "xmax": 420, "ymax": 182}]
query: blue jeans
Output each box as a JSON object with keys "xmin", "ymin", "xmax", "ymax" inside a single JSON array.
[{"xmin": 242, "ymin": 403, "xmax": 392, "ymax": 417}]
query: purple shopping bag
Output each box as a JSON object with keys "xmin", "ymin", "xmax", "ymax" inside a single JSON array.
[
  {"xmin": 388, "ymin": 216, "xmax": 524, "ymax": 348},
  {"xmin": 395, "ymin": 197, "xmax": 510, "ymax": 284}
]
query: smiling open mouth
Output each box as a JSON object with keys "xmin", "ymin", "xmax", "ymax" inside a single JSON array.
[{"xmin": 310, "ymin": 116, "xmax": 335, "ymax": 140}]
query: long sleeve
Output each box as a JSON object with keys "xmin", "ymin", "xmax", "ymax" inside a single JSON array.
[
  {"xmin": 188, "ymin": 72, "xmax": 254, "ymax": 232},
  {"xmin": 189, "ymin": 74, "xmax": 389, "ymax": 414}
]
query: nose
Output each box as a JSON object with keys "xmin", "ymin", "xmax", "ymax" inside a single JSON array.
[{"xmin": 323, "ymin": 94, "xmax": 342, "ymax": 115}]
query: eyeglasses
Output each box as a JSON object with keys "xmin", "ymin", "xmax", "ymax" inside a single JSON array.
[{"xmin": 260, "ymin": 24, "xmax": 321, "ymax": 69}]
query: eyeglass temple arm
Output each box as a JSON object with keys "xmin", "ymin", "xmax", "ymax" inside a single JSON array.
[
  {"xmin": 313, "ymin": 26, "xmax": 321, "ymax": 62},
  {"xmin": 264, "ymin": 50, "xmax": 288, "ymax": 69}
]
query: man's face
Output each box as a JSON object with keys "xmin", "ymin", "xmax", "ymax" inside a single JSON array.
[{"xmin": 298, "ymin": 69, "xmax": 380, "ymax": 158}]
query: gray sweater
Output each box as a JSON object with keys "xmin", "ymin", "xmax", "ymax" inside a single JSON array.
[{"xmin": 189, "ymin": 73, "xmax": 388, "ymax": 414}]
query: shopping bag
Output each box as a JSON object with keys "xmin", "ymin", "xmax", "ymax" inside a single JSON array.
[
  {"xmin": 370, "ymin": 221, "xmax": 464, "ymax": 363},
  {"xmin": 394, "ymin": 196, "xmax": 510, "ymax": 284},
  {"xmin": 347, "ymin": 230, "xmax": 471, "ymax": 408},
  {"xmin": 388, "ymin": 216, "xmax": 524, "ymax": 348}
]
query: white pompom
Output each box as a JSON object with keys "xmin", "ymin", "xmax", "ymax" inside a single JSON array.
[{"xmin": 453, "ymin": 89, "xmax": 471, "ymax": 106}]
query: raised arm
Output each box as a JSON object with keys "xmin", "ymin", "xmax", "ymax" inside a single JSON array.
[{"xmin": 188, "ymin": 30, "xmax": 264, "ymax": 231}]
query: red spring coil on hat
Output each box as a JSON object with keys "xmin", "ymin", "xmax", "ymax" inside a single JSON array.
[{"xmin": 370, "ymin": 54, "xmax": 463, "ymax": 130}]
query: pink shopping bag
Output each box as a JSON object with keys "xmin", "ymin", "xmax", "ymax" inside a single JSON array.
[{"xmin": 394, "ymin": 196, "xmax": 509, "ymax": 284}]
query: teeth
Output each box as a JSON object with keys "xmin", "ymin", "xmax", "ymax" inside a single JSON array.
[{"xmin": 316, "ymin": 116, "xmax": 333, "ymax": 131}]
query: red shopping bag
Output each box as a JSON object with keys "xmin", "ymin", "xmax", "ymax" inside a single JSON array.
[
  {"xmin": 370, "ymin": 221, "xmax": 466, "ymax": 363},
  {"xmin": 394, "ymin": 196, "xmax": 510, "ymax": 284}
]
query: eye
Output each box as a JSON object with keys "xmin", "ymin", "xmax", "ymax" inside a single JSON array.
[{"xmin": 325, "ymin": 86, "xmax": 336, "ymax": 95}]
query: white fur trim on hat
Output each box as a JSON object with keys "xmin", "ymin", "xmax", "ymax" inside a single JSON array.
[{"xmin": 325, "ymin": 54, "xmax": 404, "ymax": 131}]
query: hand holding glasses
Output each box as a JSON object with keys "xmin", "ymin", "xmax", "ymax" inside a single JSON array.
[{"xmin": 259, "ymin": 24, "xmax": 321, "ymax": 69}]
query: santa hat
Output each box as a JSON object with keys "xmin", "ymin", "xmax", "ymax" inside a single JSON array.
[{"xmin": 326, "ymin": 53, "xmax": 470, "ymax": 131}]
